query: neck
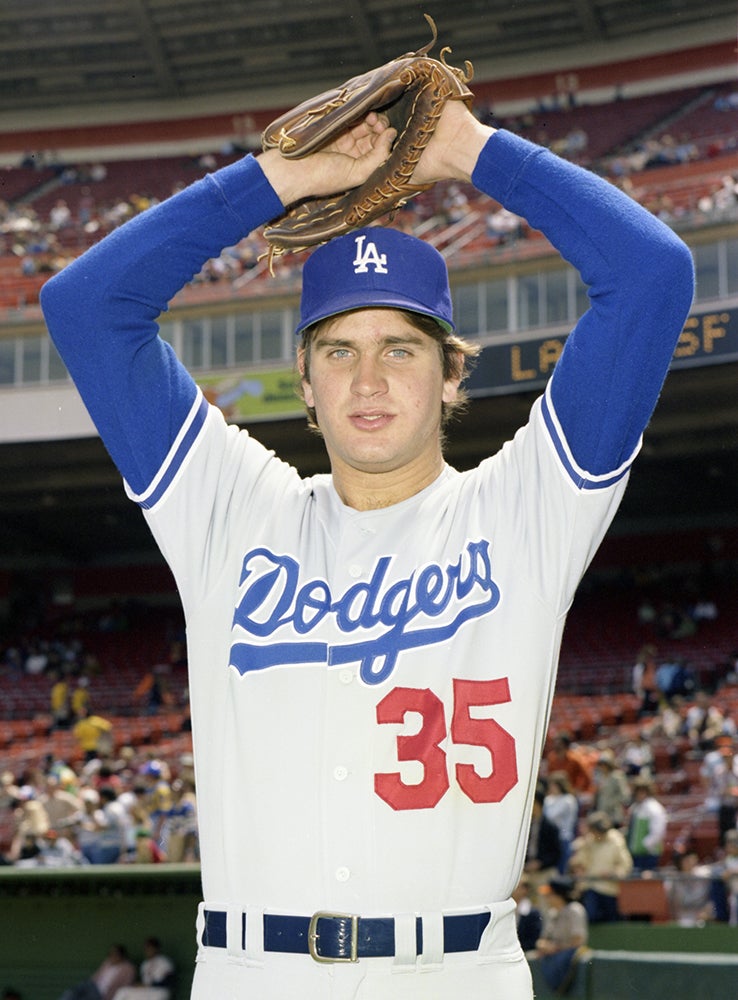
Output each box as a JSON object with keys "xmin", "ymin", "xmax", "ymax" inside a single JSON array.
[{"xmin": 331, "ymin": 453, "xmax": 446, "ymax": 511}]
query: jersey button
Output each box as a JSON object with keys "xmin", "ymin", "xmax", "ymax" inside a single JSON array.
[
  {"xmin": 335, "ymin": 867, "xmax": 351, "ymax": 882},
  {"xmin": 333, "ymin": 765, "xmax": 348, "ymax": 781},
  {"xmin": 348, "ymin": 564, "xmax": 362, "ymax": 578},
  {"xmin": 339, "ymin": 669, "xmax": 353, "ymax": 685}
]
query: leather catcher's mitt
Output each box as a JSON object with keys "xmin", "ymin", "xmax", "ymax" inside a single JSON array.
[{"xmin": 260, "ymin": 14, "xmax": 474, "ymax": 264}]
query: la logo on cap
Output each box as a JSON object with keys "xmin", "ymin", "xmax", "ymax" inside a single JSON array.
[{"xmin": 353, "ymin": 234, "xmax": 387, "ymax": 274}]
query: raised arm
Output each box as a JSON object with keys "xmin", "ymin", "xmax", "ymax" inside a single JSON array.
[
  {"xmin": 414, "ymin": 101, "xmax": 695, "ymax": 479},
  {"xmin": 40, "ymin": 116, "xmax": 397, "ymax": 495}
]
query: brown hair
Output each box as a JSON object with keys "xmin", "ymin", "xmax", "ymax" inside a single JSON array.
[{"xmin": 297, "ymin": 308, "xmax": 480, "ymax": 435}]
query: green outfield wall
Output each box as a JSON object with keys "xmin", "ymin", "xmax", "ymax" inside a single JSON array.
[{"xmin": 1, "ymin": 867, "xmax": 737, "ymax": 999}]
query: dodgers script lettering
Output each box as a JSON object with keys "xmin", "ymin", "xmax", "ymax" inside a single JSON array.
[{"xmin": 229, "ymin": 540, "xmax": 501, "ymax": 684}]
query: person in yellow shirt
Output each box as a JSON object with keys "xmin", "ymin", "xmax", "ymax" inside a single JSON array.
[
  {"xmin": 70, "ymin": 676, "xmax": 91, "ymax": 719},
  {"xmin": 570, "ymin": 811, "xmax": 633, "ymax": 923},
  {"xmin": 73, "ymin": 706, "xmax": 114, "ymax": 761},
  {"xmin": 49, "ymin": 672, "xmax": 71, "ymax": 730}
]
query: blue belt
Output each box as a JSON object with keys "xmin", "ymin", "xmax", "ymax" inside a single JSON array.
[{"xmin": 202, "ymin": 908, "xmax": 491, "ymax": 963}]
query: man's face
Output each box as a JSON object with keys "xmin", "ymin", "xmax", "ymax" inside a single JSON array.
[{"xmin": 300, "ymin": 308, "xmax": 460, "ymax": 484}]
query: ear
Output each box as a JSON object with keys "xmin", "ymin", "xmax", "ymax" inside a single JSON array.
[
  {"xmin": 297, "ymin": 347, "xmax": 315, "ymax": 408},
  {"xmin": 442, "ymin": 374, "xmax": 461, "ymax": 405},
  {"xmin": 441, "ymin": 345, "xmax": 463, "ymax": 404}
]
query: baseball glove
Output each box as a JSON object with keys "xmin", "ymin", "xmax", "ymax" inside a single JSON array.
[{"xmin": 260, "ymin": 14, "xmax": 474, "ymax": 265}]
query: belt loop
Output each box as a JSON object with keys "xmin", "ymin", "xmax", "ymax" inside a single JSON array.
[
  {"xmin": 244, "ymin": 905, "xmax": 265, "ymax": 965},
  {"xmin": 392, "ymin": 912, "xmax": 417, "ymax": 971},
  {"xmin": 226, "ymin": 906, "xmax": 243, "ymax": 961},
  {"xmin": 419, "ymin": 911, "xmax": 444, "ymax": 969},
  {"xmin": 195, "ymin": 902, "xmax": 207, "ymax": 954}
]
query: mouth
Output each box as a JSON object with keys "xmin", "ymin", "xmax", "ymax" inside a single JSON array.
[{"xmin": 349, "ymin": 411, "xmax": 394, "ymax": 431}]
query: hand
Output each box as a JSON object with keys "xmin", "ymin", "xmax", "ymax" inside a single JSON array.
[
  {"xmin": 260, "ymin": 112, "xmax": 397, "ymax": 207},
  {"xmin": 410, "ymin": 100, "xmax": 494, "ymax": 186}
]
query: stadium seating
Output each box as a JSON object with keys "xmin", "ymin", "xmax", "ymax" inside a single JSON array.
[{"xmin": 2, "ymin": 77, "xmax": 738, "ymax": 309}]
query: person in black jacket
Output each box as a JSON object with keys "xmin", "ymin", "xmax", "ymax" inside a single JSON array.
[
  {"xmin": 524, "ymin": 789, "xmax": 563, "ymax": 901},
  {"xmin": 513, "ymin": 876, "xmax": 543, "ymax": 953}
]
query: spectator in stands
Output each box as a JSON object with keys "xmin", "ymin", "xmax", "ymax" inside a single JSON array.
[
  {"xmin": 485, "ymin": 205, "xmax": 523, "ymax": 246},
  {"xmin": 666, "ymin": 849, "xmax": 716, "ymax": 927},
  {"xmin": 441, "ymin": 183, "xmax": 469, "ymax": 224},
  {"xmin": 159, "ymin": 776, "xmax": 198, "ymax": 863},
  {"xmin": 545, "ymin": 732, "xmax": 593, "ymax": 796},
  {"xmin": 2, "ymin": 988, "xmax": 23, "ymax": 1000},
  {"xmin": 699, "ymin": 736, "xmax": 736, "ymax": 815},
  {"xmin": 117, "ymin": 778, "xmax": 150, "ymax": 834},
  {"xmin": 543, "ymin": 772, "xmax": 580, "ymax": 874},
  {"xmin": 71, "ymin": 676, "xmax": 91, "ymax": 720},
  {"xmin": 49, "ymin": 670, "xmax": 72, "ymax": 729},
  {"xmin": 77, "ymin": 785, "xmax": 133, "ymax": 864},
  {"xmin": 133, "ymin": 666, "xmax": 170, "ymax": 715},
  {"xmin": 49, "ymin": 198, "xmax": 72, "ymax": 231},
  {"xmin": 592, "ymin": 749, "xmax": 631, "ymax": 828},
  {"xmin": 111, "ymin": 937, "xmax": 176, "ymax": 1000},
  {"xmin": 686, "ymin": 691, "xmax": 733, "ymax": 746},
  {"xmin": 626, "ymin": 776, "xmax": 668, "ymax": 872},
  {"xmin": 73, "ymin": 705, "xmax": 114, "ymax": 762},
  {"xmin": 23, "ymin": 642, "xmax": 49, "ymax": 675},
  {"xmin": 58, "ymin": 943, "xmax": 136, "ymax": 1000},
  {"xmin": 34, "ymin": 827, "xmax": 88, "ymax": 867},
  {"xmin": 7, "ymin": 792, "xmax": 49, "ymax": 863},
  {"xmin": 77, "ymin": 186, "xmax": 96, "ymax": 227},
  {"xmin": 633, "ymin": 644, "xmax": 660, "ymax": 716},
  {"xmin": 533, "ymin": 875, "xmax": 589, "ymax": 995},
  {"xmin": 569, "ymin": 811, "xmax": 633, "ymax": 923},
  {"xmin": 40, "ymin": 774, "xmax": 84, "ymax": 834},
  {"xmin": 0, "ymin": 771, "xmax": 20, "ymax": 810},
  {"xmin": 133, "ymin": 826, "xmax": 166, "ymax": 864},
  {"xmin": 137, "ymin": 760, "xmax": 173, "ymax": 842},
  {"xmin": 715, "ymin": 828, "xmax": 738, "ymax": 925},
  {"xmin": 656, "ymin": 657, "xmax": 697, "ymax": 701},
  {"xmin": 512, "ymin": 875, "xmax": 543, "ymax": 954},
  {"xmin": 77, "ymin": 786, "xmax": 101, "ymax": 833},
  {"xmin": 648, "ymin": 695, "xmax": 686, "ymax": 742},
  {"xmin": 91, "ymin": 763, "xmax": 124, "ymax": 794},
  {"xmin": 620, "ymin": 729, "xmax": 655, "ymax": 778},
  {"xmin": 524, "ymin": 788, "xmax": 563, "ymax": 897}
]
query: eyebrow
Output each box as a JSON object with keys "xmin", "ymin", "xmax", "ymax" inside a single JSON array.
[{"xmin": 313, "ymin": 331, "xmax": 428, "ymax": 350}]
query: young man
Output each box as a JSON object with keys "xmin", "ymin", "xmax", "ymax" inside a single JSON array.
[{"xmin": 40, "ymin": 98, "xmax": 694, "ymax": 999}]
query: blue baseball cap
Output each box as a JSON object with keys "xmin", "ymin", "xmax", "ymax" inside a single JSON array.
[{"xmin": 296, "ymin": 226, "xmax": 454, "ymax": 336}]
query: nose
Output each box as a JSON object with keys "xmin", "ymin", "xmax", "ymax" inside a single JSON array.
[{"xmin": 351, "ymin": 353, "xmax": 387, "ymax": 397}]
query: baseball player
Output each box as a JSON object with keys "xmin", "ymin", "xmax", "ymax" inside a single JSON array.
[{"xmin": 41, "ymin": 97, "xmax": 694, "ymax": 998}]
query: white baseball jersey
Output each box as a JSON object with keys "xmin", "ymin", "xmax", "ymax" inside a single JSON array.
[
  {"xmin": 41, "ymin": 125, "xmax": 694, "ymax": 999},
  {"xmin": 133, "ymin": 382, "xmax": 626, "ymax": 998}
]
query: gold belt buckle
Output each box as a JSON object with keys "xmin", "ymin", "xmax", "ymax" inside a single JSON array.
[{"xmin": 308, "ymin": 911, "xmax": 359, "ymax": 963}]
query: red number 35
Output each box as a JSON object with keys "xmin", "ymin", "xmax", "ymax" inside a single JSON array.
[{"xmin": 374, "ymin": 678, "xmax": 518, "ymax": 811}]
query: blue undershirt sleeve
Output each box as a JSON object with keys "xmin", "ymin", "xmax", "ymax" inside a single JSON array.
[
  {"xmin": 471, "ymin": 130, "xmax": 695, "ymax": 477},
  {"xmin": 40, "ymin": 154, "xmax": 284, "ymax": 495}
]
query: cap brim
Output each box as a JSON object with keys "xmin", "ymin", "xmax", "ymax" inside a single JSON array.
[{"xmin": 295, "ymin": 294, "xmax": 454, "ymax": 337}]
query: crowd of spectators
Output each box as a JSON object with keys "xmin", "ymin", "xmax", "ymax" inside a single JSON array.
[
  {"xmin": 0, "ymin": 604, "xmax": 197, "ymax": 869},
  {"xmin": 2, "ymin": 85, "xmax": 737, "ymax": 302},
  {"xmin": 1, "ymin": 182, "xmax": 169, "ymax": 285},
  {"xmin": 515, "ymin": 699, "xmax": 738, "ymax": 989},
  {"xmin": 1, "ymin": 564, "xmax": 736, "ymax": 984},
  {"xmin": 57, "ymin": 937, "xmax": 176, "ymax": 1000},
  {"xmin": 0, "ymin": 746, "xmax": 198, "ymax": 869},
  {"xmin": 520, "ymin": 675, "xmax": 738, "ymax": 944}
]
